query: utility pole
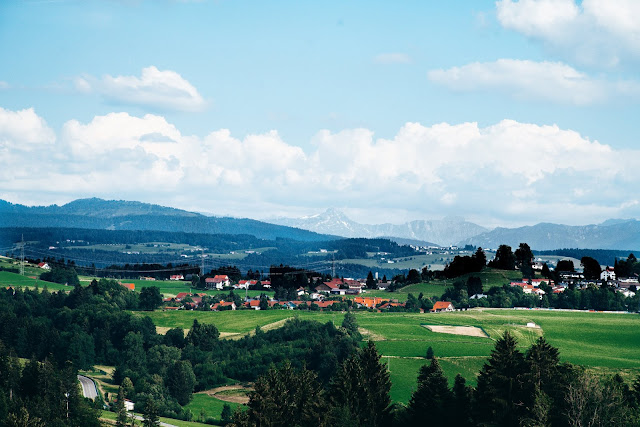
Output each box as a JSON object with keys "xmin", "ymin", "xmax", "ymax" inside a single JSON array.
[{"xmin": 200, "ymin": 249, "xmax": 205, "ymax": 276}]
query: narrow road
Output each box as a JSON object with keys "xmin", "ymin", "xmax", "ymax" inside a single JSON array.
[{"xmin": 77, "ymin": 375, "xmax": 98, "ymax": 400}]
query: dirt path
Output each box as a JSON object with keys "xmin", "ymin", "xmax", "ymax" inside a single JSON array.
[{"xmin": 199, "ymin": 385, "xmax": 252, "ymax": 404}]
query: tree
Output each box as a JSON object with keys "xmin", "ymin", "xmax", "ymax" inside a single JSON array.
[
  {"xmin": 240, "ymin": 361, "xmax": 327, "ymax": 427},
  {"xmin": 406, "ymin": 269, "xmax": 421, "ymax": 284},
  {"xmin": 166, "ymin": 360, "xmax": 196, "ymax": 406},
  {"xmin": 407, "ymin": 358, "xmax": 453, "ymax": 426},
  {"xmin": 142, "ymin": 398, "xmax": 160, "ymax": 427},
  {"xmin": 474, "ymin": 331, "xmax": 530, "ymax": 426},
  {"xmin": 515, "ymin": 243, "xmax": 534, "ymax": 278},
  {"xmin": 115, "ymin": 386, "xmax": 128, "ymax": 427},
  {"xmin": 366, "ymin": 271, "xmax": 376, "ymax": 289},
  {"xmin": 186, "ymin": 319, "xmax": 219, "ymax": 351},
  {"xmin": 341, "ymin": 311, "xmax": 361, "ymax": 340},
  {"xmin": 426, "ymin": 346, "xmax": 434, "ymax": 360},
  {"xmin": 556, "ymin": 259, "xmax": 575, "ymax": 272},
  {"xmin": 330, "ymin": 341, "xmax": 392, "ymax": 426},
  {"xmin": 474, "ymin": 247, "xmax": 487, "ymax": 269},
  {"xmin": 489, "ymin": 245, "xmax": 516, "ymax": 270},
  {"xmin": 452, "ymin": 374, "xmax": 473, "ymax": 427},
  {"xmin": 139, "ymin": 287, "xmax": 162, "ymax": 311},
  {"xmin": 220, "ymin": 403, "xmax": 232, "ymax": 425},
  {"xmin": 581, "ymin": 256, "xmax": 602, "ymax": 280},
  {"xmin": 541, "ymin": 263, "xmax": 552, "ymax": 279}
]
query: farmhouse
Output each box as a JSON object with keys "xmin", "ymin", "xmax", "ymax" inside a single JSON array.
[
  {"xmin": 37, "ymin": 262, "xmax": 50, "ymax": 270},
  {"xmin": 205, "ymin": 275, "xmax": 230, "ymax": 290},
  {"xmin": 120, "ymin": 282, "xmax": 135, "ymax": 291},
  {"xmin": 601, "ymin": 266, "xmax": 616, "ymax": 281},
  {"xmin": 431, "ymin": 301, "xmax": 454, "ymax": 312},
  {"xmin": 170, "ymin": 274, "xmax": 184, "ymax": 281}
]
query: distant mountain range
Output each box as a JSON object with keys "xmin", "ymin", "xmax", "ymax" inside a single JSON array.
[
  {"xmin": 268, "ymin": 209, "xmax": 640, "ymax": 250},
  {"xmin": 269, "ymin": 208, "xmax": 488, "ymax": 247},
  {"xmin": 0, "ymin": 198, "xmax": 334, "ymax": 242},
  {"xmin": 461, "ymin": 220, "xmax": 640, "ymax": 251},
  {"xmin": 1, "ymin": 199, "xmax": 638, "ymax": 250}
]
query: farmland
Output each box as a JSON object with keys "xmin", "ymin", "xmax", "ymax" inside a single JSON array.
[{"xmin": 140, "ymin": 308, "xmax": 640, "ymax": 403}]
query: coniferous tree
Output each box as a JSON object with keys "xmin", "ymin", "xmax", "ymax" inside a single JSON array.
[
  {"xmin": 142, "ymin": 398, "xmax": 160, "ymax": 427},
  {"xmin": 330, "ymin": 341, "xmax": 391, "ymax": 427},
  {"xmin": 452, "ymin": 374, "xmax": 473, "ymax": 427},
  {"xmin": 115, "ymin": 386, "xmax": 128, "ymax": 427},
  {"xmin": 341, "ymin": 311, "xmax": 361, "ymax": 340},
  {"xmin": 474, "ymin": 331, "xmax": 530, "ymax": 426},
  {"xmin": 239, "ymin": 361, "xmax": 327, "ymax": 427},
  {"xmin": 406, "ymin": 358, "xmax": 453, "ymax": 426}
]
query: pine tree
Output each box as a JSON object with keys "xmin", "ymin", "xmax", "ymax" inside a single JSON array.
[
  {"xmin": 115, "ymin": 386, "xmax": 128, "ymax": 427},
  {"xmin": 330, "ymin": 341, "xmax": 391, "ymax": 426},
  {"xmin": 341, "ymin": 311, "xmax": 361, "ymax": 340},
  {"xmin": 407, "ymin": 358, "xmax": 453, "ymax": 426},
  {"xmin": 243, "ymin": 361, "xmax": 327, "ymax": 427},
  {"xmin": 425, "ymin": 346, "xmax": 434, "ymax": 359},
  {"xmin": 474, "ymin": 331, "xmax": 530, "ymax": 426},
  {"xmin": 142, "ymin": 398, "xmax": 160, "ymax": 427},
  {"xmin": 451, "ymin": 374, "xmax": 473, "ymax": 426}
]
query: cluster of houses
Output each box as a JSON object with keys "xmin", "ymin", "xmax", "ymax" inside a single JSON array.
[
  {"xmin": 160, "ymin": 290, "xmax": 457, "ymax": 313},
  {"xmin": 508, "ymin": 266, "xmax": 639, "ymax": 299}
]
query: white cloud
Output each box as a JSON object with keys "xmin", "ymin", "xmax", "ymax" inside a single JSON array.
[
  {"xmin": 373, "ymin": 53, "xmax": 412, "ymax": 64},
  {"xmin": 0, "ymin": 107, "xmax": 638, "ymax": 226},
  {"xmin": 0, "ymin": 107, "xmax": 55, "ymax": 150},
  {"xmin": 427, "ymin": 59, "xmax": 627, "ymax": 105},
  {"xmin": 78, "ymin": 66, "xmax": 207, "ymax": 111},
  {"xmin": 0, "ymin": 81, "xmax": 9, "ymax": 89},
  {"xmin": 496, "ymin": 0, "xmax": 640, "ymax": 67}
]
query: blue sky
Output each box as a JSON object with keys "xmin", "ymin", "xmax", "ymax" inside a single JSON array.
[{"xmin": 1, "ymin": 0, "xmax": 639, "ymax": 227}]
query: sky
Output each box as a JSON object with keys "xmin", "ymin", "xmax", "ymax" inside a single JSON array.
[{"xmin": 1, "ymin": 0, "xmax": 639, "ymax": 228}]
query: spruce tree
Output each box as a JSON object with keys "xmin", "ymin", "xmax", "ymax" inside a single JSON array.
[
  {"xmin": 115, "ymin": 386, "xmax": 128, "ymax": 427},
  {"xmin": 407, "ymin": 358, "xmax": 453, "ymax": 426},
  {"xmin": 474, "ymin": 331, "xmax": 529, "ymax": 426},
  {"xmin": 142, "ymin": 398, "xmax": 160, "ymax": 427},
  {"xmin": 330, "ymin": 341, "xmax": 392, "ymax": 426}
]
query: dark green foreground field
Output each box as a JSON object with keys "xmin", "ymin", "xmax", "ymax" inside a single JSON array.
[{"xmin": 140, "ymin": 308, "xmax": 640, "ymax": 403}]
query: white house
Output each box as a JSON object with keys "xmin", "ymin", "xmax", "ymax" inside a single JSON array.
[{"xmin": 601, "ymin": 267, "xmax": 616, "ymax": 281}]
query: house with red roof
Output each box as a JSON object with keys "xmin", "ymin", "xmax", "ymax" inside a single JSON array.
[
  {"xmin": 120, "ymin": 282, "xmax": 135, "ymax": 291},
  {"xmin": 170, "ymin": 274, "xmax": 184, "ymax": 281},
  {"xmin": 431, "ymin": 301, "xmax": 454, "ymax": 312},
  {"xmin": 205, "ymin": 275, "xmax": 230, "ymax": 290},
  {"xmin": 37, "ymin": 262, "xmax": 50, "ymax": 270}
]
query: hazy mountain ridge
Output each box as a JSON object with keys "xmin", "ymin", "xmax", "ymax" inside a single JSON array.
[
  {"xmin": 270, "ymin": 209, "xmax": 488, "ymax": 246},
  {"xmin": 460, "ymin": 219, "xmax": 640, "ymax": 251},
  {"xmin": 0, "ymin": 199, "xmax": 335, "ymax": 242}
]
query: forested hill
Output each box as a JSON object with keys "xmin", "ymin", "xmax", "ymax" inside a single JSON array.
[{"xmin": 0, "ymin": 198, "xmax": 335, "ymax": 242}]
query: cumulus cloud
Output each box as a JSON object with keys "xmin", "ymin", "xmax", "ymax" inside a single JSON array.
[
  {"xmin": 77, "ymin": 66, "xmax": 207, "ymax": 111},
  {"xmin": 496, "ymin": 0, "xmax": 640, "ymax": 67},
  {"xmin": 0, "ymin": 107, "xmax": 55, "ymax": 150},
  {"xmin": 0, "ymin": 107, "xmax": 638, "ymax": 226},
  {"xmin": 427, "ymin": 59, "xmax": 623, "ymax": 105},
  {"xmin": 373, "ymin": 53, "xmax": 412, "ymax": 64}
]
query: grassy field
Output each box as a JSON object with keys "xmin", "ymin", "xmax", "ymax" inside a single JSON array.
[
  {"xmin": 100, "ymin": 409, "xmax": 211, "ymax": 426},
  {"xmin": 138, "ymin": 308, "xmax": 640, "ymax": 404},
  {"xmin": 185, "ymin": 393, "xmax": 241, "ymax": 423}
]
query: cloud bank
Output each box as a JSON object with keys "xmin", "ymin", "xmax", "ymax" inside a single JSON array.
[{"xmin": 0, "ymin": 107, "xmax": 637, "ymax": 226}]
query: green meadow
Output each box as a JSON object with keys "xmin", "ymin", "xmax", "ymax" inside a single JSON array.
[{"xmin": 139, "ymin": 308, "xmax": 640, "ymax": 404}]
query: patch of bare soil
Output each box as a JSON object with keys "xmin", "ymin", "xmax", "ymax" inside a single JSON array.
[
  {"xmin": 358, "ymin": 327, "xmax": 385, "ymax": 341},
  {"xmin": 423, "ymin": 325, "xmax": 489, "ymax": 338},
  {"xmin": 200, "ymin": 385, "xmax": 252, "ymax": 404}
]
